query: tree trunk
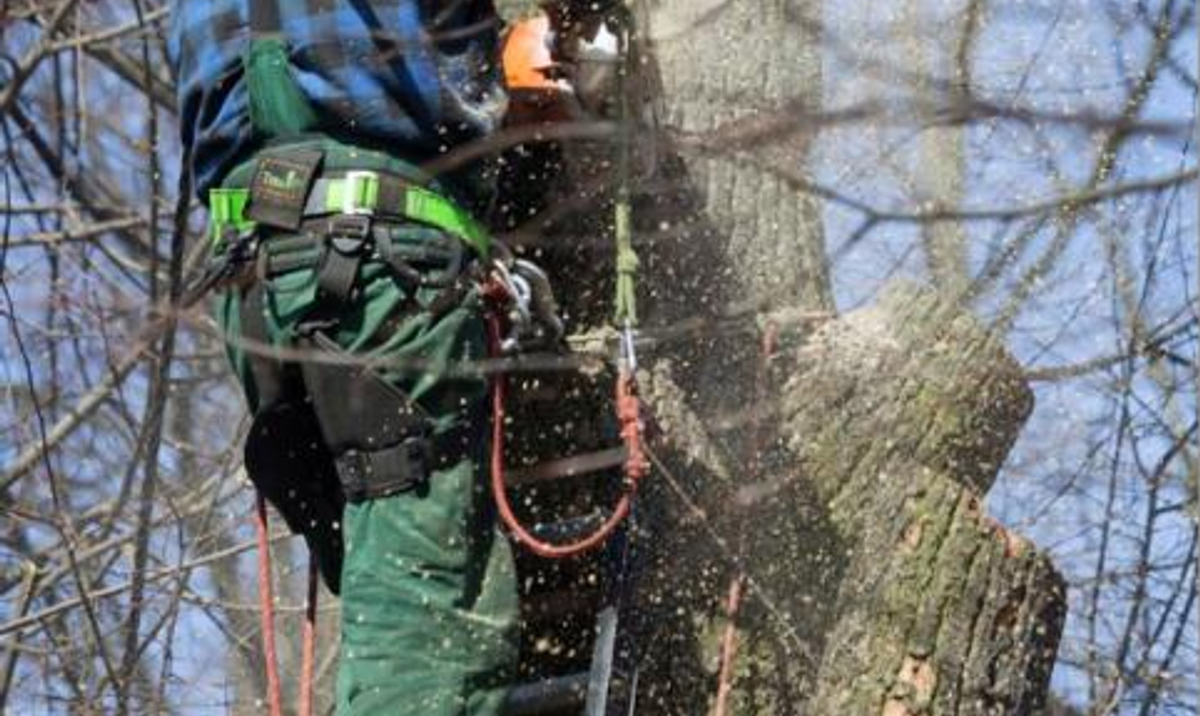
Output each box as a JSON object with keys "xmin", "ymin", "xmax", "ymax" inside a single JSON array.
[
  {"xmin": 642, "ymin": 0, "xmax": 832, "ymax": 313},
  {"xmin": 777, "ymin": 286, "xmax": 1064, "ymax": 715},
  {"xmin": 633, "ymin": 283, "xmax": 1065, "ymax": 716},
  {"xmin": 625, "ymin": 3, "xmax": 1068, "ymax": 715},
  {"xmin": 494, "ymin": 2, "xmax": 1068, "ymax": 713}
]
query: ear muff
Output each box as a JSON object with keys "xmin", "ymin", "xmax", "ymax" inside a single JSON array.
[
  {"xmin": 502, "ymin": 13, "xmax": 580, "ymax": 124},
  {"xmin": 502, "ymin": 13, "xmax": 571, "ymax": 92}
]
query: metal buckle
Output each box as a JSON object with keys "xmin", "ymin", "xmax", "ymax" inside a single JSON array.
[
  {"xmin": 328, "ymin": 214, "xmax": 372, "ymax": 254},
  {"xmin": 342, "ymin": 170, "xmax": 379, "ymax": 216}
]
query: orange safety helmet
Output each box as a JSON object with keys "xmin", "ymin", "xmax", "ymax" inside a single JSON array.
[
  {"xmin": 501, "ymin": 13, "xmax": 578, "ymax": 124},
  {"xmin": 503, "ymin": 13, "xmax": 571, "ymax": 91}
]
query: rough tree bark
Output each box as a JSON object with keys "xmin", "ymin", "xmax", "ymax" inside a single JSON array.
[
  {"xmin": 777, "ymin": 286, "xmax": 1064, "ymax": 716},
  {"xmin": 632, "ymin": 284, "xmax": 1066, "ymax": 716},
  {"xmin": 625, "ymin": 3, "xmax": 1068, "ymax": 715},
  {"xmin": 494, "ymin": 1, "xmax": 1067, "ymax": 713}
]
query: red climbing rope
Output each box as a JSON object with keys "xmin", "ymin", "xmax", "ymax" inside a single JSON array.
[
  {"xmin": 254, "ymin": 494, "xmax": 285, "ymax": 716},
  {"xmin": 256, "ymin": 496, "xmax": 319, "ymax": 716},
  {"xmin": 712, "ymin": 323, "xmax": 779, "ymax": 716},
  {"xmin": 713, "ymin": 574, "xmax": 746, "ymax": 716},
  {"xmin": 300, "ymin": 554, "xmax": 318, "ymax": 716},
  {"xmin": 486, "ymin": 309, "xmax": 647, "ymax": 559}
]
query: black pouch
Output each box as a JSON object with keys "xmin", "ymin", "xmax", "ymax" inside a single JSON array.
[
  {"xmin": 245, "ymin": 400, "xmax": 346, "ymax": 594},
  {"xmin": 239, "ymin": 284, "xmax": 346, "ymax": 594}
]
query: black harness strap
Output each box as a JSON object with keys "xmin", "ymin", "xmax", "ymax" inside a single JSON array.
[
  {"xmin": 335, "ymin": 441, "xmax": 432, "ymax": 502},
  {"xmin": 240, "ymin": 279, "xmax": 287, "ymax": 410},
  {"xmin": 234, "ymin": 136, "xmax": 488, "ymax": 515},
  {"xmin": 297, "ymin": 328, "xmax": 435, "ymax": 503},
  {"xmin": 314, "ymin": 215, "xmax": 371, "ymax": 307}
]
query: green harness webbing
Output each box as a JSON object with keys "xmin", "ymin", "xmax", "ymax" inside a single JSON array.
[
  {"xmin": 612, "ymin": 23, "xmax": 639, "ymax": 328},
  {"xmin": 245, "ymin": 0, "xmax": 318, "ymax": 138},
  {"xmin": 208, "ymin": 174, "xmax": 491, "ymax": 259}
]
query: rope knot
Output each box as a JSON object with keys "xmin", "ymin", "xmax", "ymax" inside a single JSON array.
[
  {"xmin": 616, "ymin": 249, "xmax": 640, "ymax": 274},
  {"xmin": 616, "ymin": 370, "xmax": 649, "ymax": 483}
]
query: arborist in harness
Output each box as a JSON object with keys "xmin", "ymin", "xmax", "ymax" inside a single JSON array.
[{"xmin": 168, "ymin": 2, "xmax": 619, "ymax": 715}]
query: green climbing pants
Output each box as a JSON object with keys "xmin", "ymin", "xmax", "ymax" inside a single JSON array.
[{"xmin": 217, "ymin": 237, "xmax": 519, "ymax": 716}]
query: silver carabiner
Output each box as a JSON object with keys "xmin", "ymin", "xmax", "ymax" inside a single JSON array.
[
  {"xmin": 513, "ymin": 259, "xmax": 564, "ymax": 343},
  {"xmin": 488, "ymin": 259, "xmax": 532, "ymax": 354},
  {"xmin": 620, "ymin": 321, "xmax": 638, "ymax": 374}
]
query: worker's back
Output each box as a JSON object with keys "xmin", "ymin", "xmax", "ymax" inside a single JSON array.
[
  {"xmin": 166, "ymin": 3, "xmax": 626, "ymax": 714},
  {"xmin": 169, "ymin": 0, "xmax": 505, "ymax": 199}
]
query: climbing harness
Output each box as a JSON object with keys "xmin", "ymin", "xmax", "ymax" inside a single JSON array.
[
  {"xmin": 216, "ymin": 145, "xmax": 497, "ymax": 716},
  {"xmin": 191, "ymin": 0, "xmax": 647, "ymax": 710},
  {"xmin": 209, "ymin": 145, "xmax": 496, "ymax": 535}
]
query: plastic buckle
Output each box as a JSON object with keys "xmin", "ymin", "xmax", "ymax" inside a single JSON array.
[
  {"xmin": 328, "ymin": 214, "xmax": 372, "ymax": 255},
  {"xmin": 342, "ymin": 170, "xmax": 379, "ymax": 216},
  {"xmin": 403, "ymin": 436, "xmax": 433, "ymax": 485}
]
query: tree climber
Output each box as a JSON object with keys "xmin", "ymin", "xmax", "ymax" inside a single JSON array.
[{"xmin": 169, "ymin": 2, "xmax": 606, "ymax": 714}]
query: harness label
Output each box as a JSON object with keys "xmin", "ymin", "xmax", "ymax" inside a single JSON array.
[{"xmin": 246, "ymin": 149, "xmax": 323, "ymax": 230}]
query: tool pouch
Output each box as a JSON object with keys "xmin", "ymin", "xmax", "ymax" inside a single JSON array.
[{"xmin": 245, "ymin": 398, "xmax": 347, "ymax": 594}]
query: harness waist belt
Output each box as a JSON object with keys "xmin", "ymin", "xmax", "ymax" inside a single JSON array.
[{"xmin": 209, "ymin": 170, "xmax": 490, "ymax": 258}]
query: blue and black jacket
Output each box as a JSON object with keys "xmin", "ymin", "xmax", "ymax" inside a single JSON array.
[{"xmin": 168, "ymin": 0, "xmax": 507, "ymax": 200}]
